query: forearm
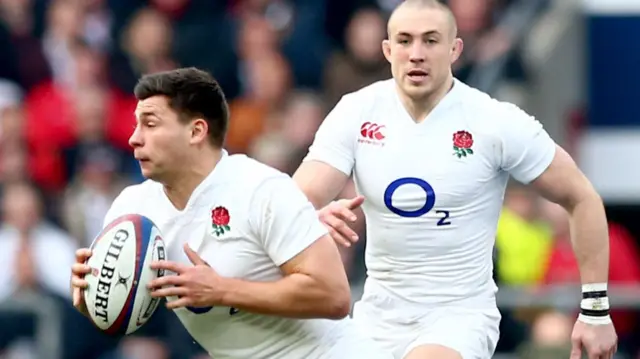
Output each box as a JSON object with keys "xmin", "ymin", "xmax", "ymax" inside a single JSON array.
[
  {"xmin": 568, "ymin": 193, "xmax": 609, "ymax": 284},
  {"xmin": 220, "ymin": 273, "xmax": 350, "ymax": 320}
]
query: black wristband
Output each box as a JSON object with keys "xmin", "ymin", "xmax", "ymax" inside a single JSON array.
[
  {"xmin": 580, "ymin": 308, "xmax": 610, "ymax": 317},
  {"xmin": 582, "ymin": 290, "xmax": 607, "ymax": 299}
]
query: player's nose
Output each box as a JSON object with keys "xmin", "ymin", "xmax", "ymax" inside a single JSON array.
[
  {"xmin": 129, "ymin": 125, "xmax": 144, "ymax": 148},
  {"xmin": 409, "ymin": 43, "xmax": 426, "ymax": 62}
]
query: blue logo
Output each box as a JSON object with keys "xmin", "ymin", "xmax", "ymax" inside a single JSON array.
[{"xmin": 384, "ymin": 177, "xmax": 451, "ymax": 225}]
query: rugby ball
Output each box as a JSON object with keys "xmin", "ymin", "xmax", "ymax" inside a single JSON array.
[{"xmin": 84, "ymin": 214, "xmax": 166, "ymax": 335}]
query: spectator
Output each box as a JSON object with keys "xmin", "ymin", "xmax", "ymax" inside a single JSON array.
[
  {"xmin": 0, "ymin": 181, "xmax": 76, "ymax": 301},
  {"xmin": 24, "ymin": 39, "xmax": 137, "ymax": 194},
  {"xmin": 0, "ymin": 0, "xmax": 50, "ymax": 91},
  {"xmin": 226, "ymin": 16, "xmax": 292, "ymax": 154},
  {"xmin": 495, "ymin": 183, "xmax": 553, "ymax": 286},
  {"xmin": 109, "ymin": 6, "xmax": 177, "ymax": 94},
  {"xmin": 323, "ymin": 7, "xmax": 389, "ymax": 107}
]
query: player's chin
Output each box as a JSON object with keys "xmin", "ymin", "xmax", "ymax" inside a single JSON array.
[
  {"xmin": 403, "ymin": 83, "xmax": 432, "ymax": 98},
  {"xmin": 138, "ymin": 161, "xmax": 156, "ymax": 178},
  {"xmin": 403, "ymin": 75, "xmax": 428, "ymax": 87}
]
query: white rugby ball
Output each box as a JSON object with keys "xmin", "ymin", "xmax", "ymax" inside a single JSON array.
[{"xmin": 84, "ymin": 214, "xmax": 166, "ymax": 335}]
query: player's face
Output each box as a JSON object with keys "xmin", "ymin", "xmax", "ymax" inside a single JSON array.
[
  {"xmin": 382, "ymin": 7, "xmax": 463, "ymax": 100},
  {"xmin": 130, "ymin": 96, "xmax": 193, "ymax": 181}
]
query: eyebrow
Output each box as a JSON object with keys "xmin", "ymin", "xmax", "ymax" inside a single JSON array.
[
  {"xmin": 397, "ymin": 30, "xmax": 441, "ymax": 37},
  {"xmin": 135, "ymin": 111, "xmax": 161, "ymax": 120}
]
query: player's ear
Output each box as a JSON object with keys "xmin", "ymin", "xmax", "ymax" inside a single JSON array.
[
  {"xmin": 189, "ymin": 118, "xmax": 208, "ymax": 145},
  {"xmin": 450, "ymin": 38, "xmax": 463, "ymax": 64},
  {"xmin": 382, "ymin": 39, "xmax": 392, "ymax": 63}
]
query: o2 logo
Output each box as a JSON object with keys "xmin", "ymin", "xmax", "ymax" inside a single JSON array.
[{"xmin": 383, "ymin": 177, "xmax": 451, "ymax": 225}]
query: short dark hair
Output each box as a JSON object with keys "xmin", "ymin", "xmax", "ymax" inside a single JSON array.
[{"xmin": 134, "ymin": 67, "xmax": 229, "ymax": 147}]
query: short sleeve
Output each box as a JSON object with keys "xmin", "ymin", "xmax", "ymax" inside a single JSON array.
[
  {"xmin": 499, "ymin": 103, "xmax": 556, "ymax": 183},
  {"xmin": 249, "ymin": 175, "xmax": 329, "ymax": 266},
  {"xmin": 303, "ymin": 95, "xmax": 359, "ymax": 176}
]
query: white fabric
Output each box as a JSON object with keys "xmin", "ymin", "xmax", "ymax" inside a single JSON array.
[
  {"xmin": 305, "ymin": 78, "xmax": 556, "ymax": 307},
  {"xmin": 104, "ymin": 152, "xmax": 391, "ymax": 359}
]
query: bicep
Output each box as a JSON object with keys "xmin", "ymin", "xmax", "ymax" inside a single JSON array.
[
  {"xmin": 296, "ymin": 95, "xmax": 360, "ymax": 207},
  {"xmin": 293, "ymin": 161, "xmax": 350, "ymax": 208},
  {"xmin": 278, "ymin": 234, "xmax": 348, "ymax": 285},
  {"xmin": 530, "ymin": 145, "xmax": 596, "ymax": 208}
]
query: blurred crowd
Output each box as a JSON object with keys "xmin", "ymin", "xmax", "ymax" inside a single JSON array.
[{"xmin": 1, "ymin": 0, "xmax": 637, "ymax": 359}]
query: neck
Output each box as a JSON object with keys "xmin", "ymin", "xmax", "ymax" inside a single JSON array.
[
  {"xmin": 163, "ymin": 147, "xmax": 222, "ymax": 210},
  {"xmin": 400, "ymin": 74, "xmax": 454, "ymax": 123}
]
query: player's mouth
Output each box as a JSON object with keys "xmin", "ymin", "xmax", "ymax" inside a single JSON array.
[
  {"xmin": 407, "ymin": 69, "xmax": 428, "ymax": 83},
  {"xmin": 135, "ymin": 155, "xmax": 151, "ymax": 163}
]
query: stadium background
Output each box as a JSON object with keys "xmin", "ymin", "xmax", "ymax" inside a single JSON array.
[{"xmin": 0, "ymin": 0, "xmax": 639, "ymax": 358}]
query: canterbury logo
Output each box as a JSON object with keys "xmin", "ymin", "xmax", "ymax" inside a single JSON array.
[{"xmin": 360, "ymin": 122, "xmax": 386, "ymax": 140}]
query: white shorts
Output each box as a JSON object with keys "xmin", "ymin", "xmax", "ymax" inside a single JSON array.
[
  {"xmin": 352, "ymin": 284, "xmax": 501, "ymax": 359},
  {"xmin": 323, "ymin": 319, "xmax": 395, "ymax": 359}
]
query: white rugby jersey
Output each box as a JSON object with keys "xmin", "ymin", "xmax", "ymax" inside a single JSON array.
[
  {"xmin": 103, "ymin": 152, "xmax": 380, "ymax": 359},
  {"xmin": 304, "ymin": 78, "xmax": 556, "ymax": 307}
]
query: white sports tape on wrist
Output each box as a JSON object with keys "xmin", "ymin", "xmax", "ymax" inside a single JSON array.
[
  {"xmin": 581, "ymin": 297, "xmax": 610, "ymax": 311},
  {"xmin": 578, "ymin": 313, "xmax": 612, "ymax": 325},
  {"xmin": 582, "ymin": 283, "xmax": 608, "ymax": 293}
]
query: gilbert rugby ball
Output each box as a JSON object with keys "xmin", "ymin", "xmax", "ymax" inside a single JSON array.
[{"xmin": 84, "ymin": 214, "xmax": 166, "ymax": 335}]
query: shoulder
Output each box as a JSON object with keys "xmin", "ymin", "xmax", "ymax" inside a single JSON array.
[
  {"xmin": 220, "ymin": 154, "xmax": 293, "ymax": 196},
  {"xmin": 116, "ymin": 180, "xmax": 161, "ymax": 201},
  {"xmin": 101, "ymin": 180, "xmax": 164, "ymax": 227},
  {"xmin": 456, "ymin": 81, "xmax": 531, "ymax": 119},
  {"xmin": 451, "ymin": 80, "xmax": 539, "ymax": 135},
  {"xmin": 215, "ymin": 155, "xmax": 311, "ymax": 230},
  {"xmin": 223, "ymin": 155, "xmax": 310, "ymax": 210}
]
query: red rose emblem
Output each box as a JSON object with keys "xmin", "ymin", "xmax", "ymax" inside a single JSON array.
[
  {"xmin": 211, "ymin": 206, "xmax": 230, "ymax": 226},
  {"xmin": 452, "ymin": 130, "xmax": 474, "ymax": 158},
  {"xmin": 453, "ymin": 130, "xmax": 473, "ymax": 149}
]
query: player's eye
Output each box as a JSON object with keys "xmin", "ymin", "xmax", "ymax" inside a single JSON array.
[
  {"xmin": 427, "ymin": 39, "xmax": 438, "ymax": 44},
  {"xmin": 398, "ymin": 39, "xmax": 410, "ymax": 45}
]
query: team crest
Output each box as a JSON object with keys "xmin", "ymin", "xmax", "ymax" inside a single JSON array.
[
  {"xmin": 211, "ymin": 206, "xmax": 231, "ymax": 236},
  {"xmin": 452, "ymin": 130, "xmax": 474, "ymax": 158}
]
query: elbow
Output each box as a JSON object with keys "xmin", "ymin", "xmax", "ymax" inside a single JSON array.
[
  {"xmin": 567, "ymin": 185, "xmax": 603, "ymax": 213},
  {"xmin": 553, "ymin": 174, "xmax": 602, "ymax": 213},
  {"xmin": 325, "ymin": 286, "xmax": 352, "ymax": 319}
]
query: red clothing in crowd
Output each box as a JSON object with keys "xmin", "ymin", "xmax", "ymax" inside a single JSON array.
[
  {"xmin": 545, "ymin": 223, "xmax": 640, "ymax": 334},
  {"xmin": 23, "ymin": 80, "xmax": 136, "ymax": 192}
]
